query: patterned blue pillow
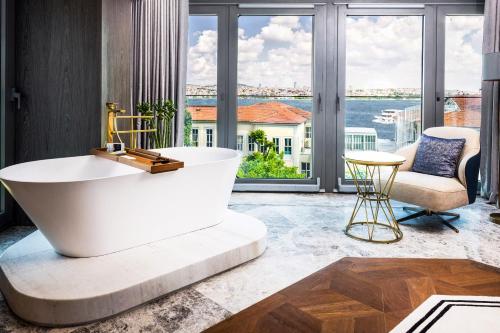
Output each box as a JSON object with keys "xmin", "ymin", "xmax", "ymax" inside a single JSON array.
[{"xmin": 412, "ymin": 134, "xmax": 465, "ymax": 178}]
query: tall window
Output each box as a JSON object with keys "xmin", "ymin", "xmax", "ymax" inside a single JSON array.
[
  {"xmin": 186, "ymin": 16, "xmax": 218, "ymax": 147},
  {"xmin": 236, "ymin": 15, "xmax": 313, "ymax": 179},
  {"xmin": 345, "ymin": 16, "xmax": 423, "ymax": 154},
  {"xmin": 284, "ymin": 138, "xmax": 292, "ymax": 155},
  {"xmin": 186, "ymin": 4, "xmax": 484, "ymax": 191},
  {"xmin": 259, "ymin": 141, "xmax": 266, "ymax": 153},
  {"xmin": 444, "ymin": 15, "xmax": 484, "ymax": 130},
  {"xmin": 248, "ymin": 136, "xmax": 255, "ymax": 152},
  {"xmin": 273, "ymin": 137, "xmax": 280, "ymax": 153},
  {"xmin": 301, "ymin": 162, "xmax": 311, "ymax": 178},
  {"xmin": 191, "ymin": 128, "xmax": 199, "ymax": 147},
  {"xmin": 237, "ymin": 135, "xmax": 243, "ymax": 151},
  {"xmin": 344, "ymin": 15, "xmax": 423, "ymax": 179},
  {"xmin": 206, "ymin": 128, "xmax": 213, "ymax": 147},
  {"xmin": 305, "ymin": 126, "xmax": 312, "ymax": 139}
]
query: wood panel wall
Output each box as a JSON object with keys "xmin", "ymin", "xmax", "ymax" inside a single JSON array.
[
  {"xmin": 15, "ymin": 0, "xmax": 102, "ymax": 162},
  {"xmin": 13, "ymin": 0, "xmax": 132, "ymax": 225},
  {"xmin": 101, "ymin": 0, "xmax": 132, "ymax": 145}
]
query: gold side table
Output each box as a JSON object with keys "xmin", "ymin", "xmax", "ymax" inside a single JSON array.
[{"xmin": 343, "ymin": 151, "xmax": 406, "ymax": 243}]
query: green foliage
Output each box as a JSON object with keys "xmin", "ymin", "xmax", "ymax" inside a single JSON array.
[
  {"xmin": 184, "ymin": 109, "xmax": 193, "ymax": 146},
  {"xmin": 136, "ymin": 99, "xmax": 177, "ymax": 148},
  {"xmin": 248, "ymin": 129, "xmax": 275, "ymax": 158},
  {"xmin": 136, "ymin": 102, "xmax": 152, "ymax": 116},
  {"xmin": 238, "ymin": 149, "xmax": 305, "ymax": 179},
  {"xmin": 238, "ymin": 129, "xmax": 304, "ymax": 179}
]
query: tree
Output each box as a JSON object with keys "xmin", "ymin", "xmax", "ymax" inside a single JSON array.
[
  {"xmin": 184, "ymin": 109, "xmax": 192, "ymax": 146},
  {"xmin": 248, "ymin": 129, "xmax": 275, "ymax": 158},
  {"xmin": 238, "ymin": 129, "xmax": 305, "ymax": 179}
]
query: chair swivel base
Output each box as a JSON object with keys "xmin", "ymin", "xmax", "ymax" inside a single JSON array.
[{"xmin": 397, "ymin": 207, "xmax": 460, "ymax": 233}]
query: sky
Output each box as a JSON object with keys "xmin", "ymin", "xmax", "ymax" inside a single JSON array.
[
  {"xmin": 187, "ymin": 15, "xmax": 483, "ymax": 92},
  {"xmin": 445, "ymin": 16, "xmax": 484, "ymax": 92}
]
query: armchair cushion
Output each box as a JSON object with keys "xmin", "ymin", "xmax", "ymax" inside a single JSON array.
[
  {"xmin": 422, "ymin": 127, "xmax": 480, "ymax": 187},
  {"xmin": 381, "ymin": 171, "xmax": 469, "ymax": 212},
  {"xmin": 411, "ymin": 133, "xmax": 465, "ymax": 178}
]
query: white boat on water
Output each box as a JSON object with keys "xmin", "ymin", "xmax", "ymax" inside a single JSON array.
[{"xmin": 372, "ymin": 109, "xmax": 402, "ymax": 124}]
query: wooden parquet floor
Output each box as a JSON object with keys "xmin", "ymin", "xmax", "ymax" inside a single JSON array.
[{"xmin": 204, "ymin": 258, "xmax": 500, "ymax": 333}]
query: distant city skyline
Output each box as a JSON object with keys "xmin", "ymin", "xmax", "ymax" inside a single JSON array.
[
  {"xmin": 186, "ymin": 83, "xmax": 481, "ymax": 97},
  {"xmin": 188, "ymin": 15, "xmax": 484, "ymax": 93}
]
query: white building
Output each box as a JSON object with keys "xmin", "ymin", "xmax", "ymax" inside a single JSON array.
[
  {"xmin": 345, "ymin": 127, "xmax": 378, "ymax": 151},
  {"xmin": 188, "ymin": 102, "xmax": 313, "ymax": 177}
]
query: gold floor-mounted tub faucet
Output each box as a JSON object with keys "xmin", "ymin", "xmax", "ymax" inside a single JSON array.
[{"xmin": 106, "ymin": 102, "xmax": 156, "ymax": 149}]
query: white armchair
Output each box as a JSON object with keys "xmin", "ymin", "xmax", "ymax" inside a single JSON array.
[{"xmin": 381, "ymin": 127, "xmax": 481, "ymax": 233}]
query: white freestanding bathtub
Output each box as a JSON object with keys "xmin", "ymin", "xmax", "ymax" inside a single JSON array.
[{"xmin": 0, "ymin": 147, "xmax": 242, "ymax": 257}]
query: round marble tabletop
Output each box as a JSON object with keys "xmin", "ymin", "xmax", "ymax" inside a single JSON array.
[{"xmin": 343, "ymin": 151, "xmax": 406, "ymax": 166}]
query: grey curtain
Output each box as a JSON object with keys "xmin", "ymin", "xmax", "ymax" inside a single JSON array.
[
  {"xmin": 132, "ymin": 0, "xmax": 188, "ymax": 147},
  {"xmin": 480, "ymin": 0, "xmax": 500, "ymax": 205}
]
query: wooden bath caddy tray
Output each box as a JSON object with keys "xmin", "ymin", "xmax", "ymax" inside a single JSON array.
[{"xmin": 91, "ymin": 148, "xmax": 184, "ymax": 174}]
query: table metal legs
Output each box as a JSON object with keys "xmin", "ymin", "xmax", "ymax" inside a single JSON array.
[{"xmin": 344, "ymin": 162, "xmax": 403, "ymax": 243}]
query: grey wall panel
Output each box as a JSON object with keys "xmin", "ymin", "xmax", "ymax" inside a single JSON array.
[
  {"xmin": 15, "ymin": 0, "xmax": 102, "ymax": 162},
  {"xmin": 0, "ymin": 0, "xmax": 16, "ymax": 229},
  {"xmin": 13, "ymin": 0, "xmax": 133, "ymax": 225},
  {"xmin": 101, "ymin": 0, "xmax": 133, "ymax": 144}
]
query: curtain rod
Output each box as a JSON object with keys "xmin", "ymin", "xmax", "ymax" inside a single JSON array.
[{"xmin": 189, "ymin": 1, "xmax": 484, "ymax": 5}]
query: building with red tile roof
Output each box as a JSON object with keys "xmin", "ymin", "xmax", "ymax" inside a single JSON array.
[
  {"xmin": 188, "ymin": 102, "xmax": 312, "ymax": 124},
  {"xmin": 187, "ymin": 102, "xmax": 312, "ymax": 174}
]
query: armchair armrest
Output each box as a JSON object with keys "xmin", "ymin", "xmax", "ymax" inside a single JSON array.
[
  {"xmin": 457, "ymin": 150, "xmax": 481, "ymax": 204},
  {"xmin": 395, "ymin": 143, "xmax": 418, "ymax": 171}
]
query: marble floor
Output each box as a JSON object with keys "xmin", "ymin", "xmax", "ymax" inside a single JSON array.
[{"xmin": 0, "ymin": 193, "xmax": 499, "ymax": 332}]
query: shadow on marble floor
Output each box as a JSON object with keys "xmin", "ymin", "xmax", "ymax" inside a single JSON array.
[{"xmin": 0, "ymin": 193, "xmax": 498, "ymax": 332}]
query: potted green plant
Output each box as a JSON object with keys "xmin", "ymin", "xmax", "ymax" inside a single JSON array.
[{"xmin": 137, "ymin": 99, "xmax": 177, "ymax": 148}]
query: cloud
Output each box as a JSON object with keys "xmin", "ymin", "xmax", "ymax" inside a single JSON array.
[
  {"xmin": 187, "ymin": 15, "xmax": 484, "ymax": 92},
  {"xmin": 259, "ymin": 16, "xmax": 300, "ymax": 42},
  {"xmin": 187, "ymin": 30, "xmax": 217, "ymax": 85},
  {"xmin": 188, "ymin": 16, "xmax": 313, "ymax": 89},
  {"xmin": 346, "ymin": 16, "xmax": 423, "ymax": 90},
  {"xmin": 346, "ymin": 15, "xmax": 483, "ymax": 92},
  {"xmin": 238, "ymin": 29, "xmax": 265, "ymax": 62},
  {"xmin": 237, "ymin": 16, "xmax": 313, "ymax": 88},
  {"xmin": 445, "ymin": 16, "xmax": 483, "ymax": 92}
]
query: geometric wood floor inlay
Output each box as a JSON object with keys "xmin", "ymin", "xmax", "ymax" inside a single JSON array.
[{"xmin": 204, "ymin": 258, "xmax": 500, "ymax": 333}]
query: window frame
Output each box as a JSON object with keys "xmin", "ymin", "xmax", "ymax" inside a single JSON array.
[
  {"xmin": 337, "ymin": 7, "xmax": 426, "ymax": 190},
  {"xmin": 273, "ymin": 137, "xmax": 280, "ymax": 153},
  {"xmin": 189, "ymin": 2, "xmax": 484, "ymax": 192},
  {"xmin": 188, "ymin": 6, "xmax": 230, "ymax": 148},
  {"xmin": 236, "ymin": 134, "xmax": 243, "ymax": 151},
  {"xmin": 305, "ymin": 126, "xmax": 312, "ymax": 139},
  {"xmin": 191, "ymin": 128, "xmax": 199, "ymax": 147},
  {"xmin": 190, "ymin": 4, "xmax": 324, "ymax": 187},
  {"xmin": 435, "ymin": 5, "xmax": 484, "ymax": 127},
  {"xmin": 284, "ymin": 137, "xmax": 292, "ymax": 156},
  {"xmin": 248, "ymin": 135, "xmax": 255, "ymax": 152},
  {"xmin": 301, "ymin": 162, "xmax": 311, "ymax": 178},
  {"xmin": 206, "ymin": 128, "xmax": 214, "ymax": 147},
  {"xmin": 233, "ymin": 7, "xmax": 322, "ymax": 186}
]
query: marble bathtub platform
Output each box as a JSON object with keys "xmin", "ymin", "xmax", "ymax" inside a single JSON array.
[
  {"xmin": 0, "ymin": 210, "xmax": 266, "ymax": 327},
  {"xmin": 0, "ymin": 193, "xmax": 499, "ymax": 332}
]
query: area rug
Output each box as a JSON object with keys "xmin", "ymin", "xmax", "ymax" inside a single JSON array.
[{"xmin": 390, "ymin": 295, "xmax": 500, "ymax": 333}]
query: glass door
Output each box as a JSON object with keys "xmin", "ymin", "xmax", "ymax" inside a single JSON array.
[
  {"xmin": 338, "ymin": 9, "xmax": 424, "ymax": 185},
  {"xmin": 235, "ymin": 14, "xmax": 315, "ymax": 180},
  {"xmin": 187, "ymin": 6, "xmax": 231, "ymax": 148},
  {"xmin": 186, "ymin": 14, "xmax": 219, "ymax": 147},
  {"xmin": 437, "ymin": 6, "xmax": 484, "ymax": 129}
]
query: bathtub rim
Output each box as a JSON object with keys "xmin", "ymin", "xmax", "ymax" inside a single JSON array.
[{"xmin": 0, "ymin": 147, "xmax": 242, "ymax": 184}]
